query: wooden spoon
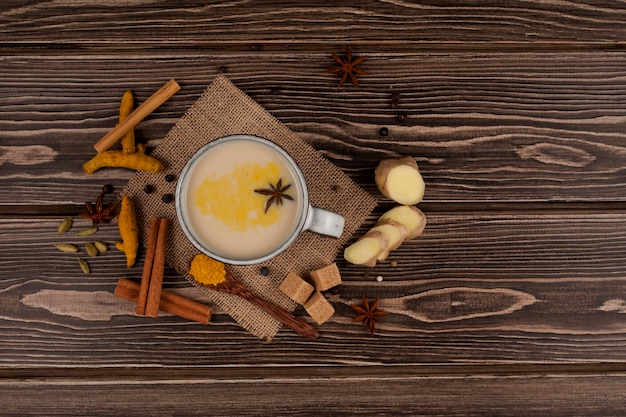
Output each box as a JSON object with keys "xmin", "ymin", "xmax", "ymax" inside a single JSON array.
[
  {"xmin": 189, "ymin": 255, "xmax": 318, "ymax": 339},
  {"xmin": 214, "ymin": 269, "xmax": 319, "ymax": 340}
]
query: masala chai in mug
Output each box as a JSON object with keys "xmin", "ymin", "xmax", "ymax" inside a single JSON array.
[{"xmin": 176, "ymin": 135, "xmax": 344, "ymax": 265}]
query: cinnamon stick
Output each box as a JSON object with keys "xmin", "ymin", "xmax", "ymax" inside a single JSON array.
[
  {"xmin": 145, "ymin": 218, "xmax": 168, "ymax": 318},
  {"xmin": 115, "ymin": 278, "xmax": 212, "ymax": 324},
  {"xmin": 218, "ymin": 270, "xmax": 319, "ymax": 340},
  {"xmin": 135, "ymin": 217, "xmax": 160, "ymax": 315},
  {"xmin": 93, "ymin": 79, "xmax": 180, "ymax": 153}
]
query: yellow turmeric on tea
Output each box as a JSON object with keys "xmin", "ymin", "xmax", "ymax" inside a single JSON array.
[{"xmin": 188, "ymin": 254, "xmax": 227, "ymax": 286}]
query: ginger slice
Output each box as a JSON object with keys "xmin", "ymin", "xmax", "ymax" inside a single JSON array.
[
  {"xmin": 375, "ymin": 156, "xmax": 425, "ymax": 205},
  {"xmin": 343, "ymin": 231, "xmax": 389, "ymax": 267},
  {"xmin": 378, "ymin": 205, "xmax": 427, "ymax": 240},
  {"xmin": 370, "ymin": 219, "xmax": 408, "ymax": 261}
]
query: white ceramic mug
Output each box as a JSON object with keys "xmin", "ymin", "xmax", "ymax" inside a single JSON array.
[{"xmin": 176, "ymin": 134, "xmax": 345, "ymax": 265}]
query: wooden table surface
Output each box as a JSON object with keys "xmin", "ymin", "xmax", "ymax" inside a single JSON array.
[{"xmin": 3, "ymin": 1, "xmax": 626, "ymax": 415}]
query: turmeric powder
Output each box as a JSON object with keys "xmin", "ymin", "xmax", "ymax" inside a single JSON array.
[
  {"xmin": 119, "ymin": 90, "xmax": 135, "ymax": 154},
  {"xmin": 82, "ymin": 144, "xmax": 164, "ymax": 174},
  {"xmin": 115, "ymin": 195, "xmax": 139, "ymax": 268},
  {"xmin": 188, "ymin": 254, "xmax": 227, "ymax": 286}
]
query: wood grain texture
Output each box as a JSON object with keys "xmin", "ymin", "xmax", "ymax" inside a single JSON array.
[
  {"xmin": 3, "ymin": 1, "xmax": 626, "ymax": 414},
  {"xmin": 3, "ymin": 53, "xmax": 626, "ymax": 206},
  {"xmin": 2, "ymin": 373, "xmax": 626, "ymax": 417},
  {"xmin": 3, "ymin": 215, "xmax": 626, "ymax": 367},
  {"xmin": 3, "ymin": 0, "xmax": 626, "ymax": 49}
]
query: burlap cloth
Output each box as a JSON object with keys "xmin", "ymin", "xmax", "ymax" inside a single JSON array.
[{"xmin": 123, "ymin": 75, "xmax": 377, "ymax": 340}]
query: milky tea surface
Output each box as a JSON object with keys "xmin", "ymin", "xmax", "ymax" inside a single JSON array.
[{"xmin": 183, "ymin": 139, "xmax": 303, "ymax": 261}]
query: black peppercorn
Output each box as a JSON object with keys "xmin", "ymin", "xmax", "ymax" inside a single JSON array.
[
  {"xmin": 161, "ymin": 193, "xmax": 174, "ymax": 203},
  {"xmin": 218, "ymin": 65, "xmax": 228, "ymax": 73},
  {"xmin": 143, "ymin": 184, "xmax": 154, "ymax": 194},
  {"xmin": 390, "ymin": 93, "xmax": 400, "ymax": 109},
  {"xmin": 102, "ymin": 184, "xmax": 114, "ymax": 194},
  {"xmin": 260, "ymin": 266, "xmax": 270, "ymax": 276},
  {"xmin": 396, "ymin": 112, "xmax": 408, "ymax": 122},
  {"xmin": 165, "ymin": 173, "xmax": 176, "ymax": 182},
  {"xmin": 379, "ymin": 127, "xmax": 389, "ymax": 136}
]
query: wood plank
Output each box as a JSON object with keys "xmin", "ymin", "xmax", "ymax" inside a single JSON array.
[
  {"xmin": 3, "ymin": 1, "xmax": 626, "ymax": 49},
  {"xmin": 4, "ymin": 0, "xmax": 625, "ymax": 412},
  {"xmin": 2, "ymin": 373, "xmax": 626, "ymax": 416},
  {"xmin": 2, "ymin": 214, "xmax": 626, "ymax": 367},
  {"xmin": 2, "ymin": 53, "xmax": 626, "ymax": 206}
]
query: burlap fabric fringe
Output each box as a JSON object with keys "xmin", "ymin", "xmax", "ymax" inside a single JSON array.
[{"xmin": 123, "ymin": 75, "xmax": 377, "ymax": 340}]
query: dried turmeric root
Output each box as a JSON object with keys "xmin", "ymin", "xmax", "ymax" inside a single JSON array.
[
  {"xmin": 115, "ymin": 195, "xmax": 139, "ymax": 268},
  {"xmin": 119, "ymin": 90, "xmax": 135, "ymax": 154},
  {"xmin": 83, "ymin": 90, "xmax": 164, "ymax": 174},
  {"xmin": 82, "ymin": 144, "xmax": 164, "ymax": 174}
]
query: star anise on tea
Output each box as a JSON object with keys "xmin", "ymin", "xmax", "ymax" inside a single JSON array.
[
  {"xmin": 351, "ymin": 296, "xmax": 389, "ymax": 335},
  {"xmin": 326, "ymin": 46, "xmax": 368, "ymax": 88},
  {"xmin": 81, "ymin": 185, "xmax": 120, "ymax": 225},
  {"xmin": 254, "ymin": 178, "xmax": 293, "ymax": 213}
]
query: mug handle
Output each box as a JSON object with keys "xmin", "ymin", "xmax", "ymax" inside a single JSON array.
[{"xmin": 303, "ymin": 205, "xmax": 345, "ymax": 238}]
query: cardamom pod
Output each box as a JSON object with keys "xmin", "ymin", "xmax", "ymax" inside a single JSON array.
[
  {"xmin": 57, "ymin": 217, "xmax": 73, "ymax": 234},
  {"xmin": 94, "ymin": 241, "xmax": 108, "ymax": 253},
  {"xmin": 54, "ymin": 243, "xmax": 78, "ymax": 253},
  {"xmin": 77, "ymin": 227, "xmax": 98, "ymax": 236},
  {"xmin": 85, "ymin": 242, "xmax": 99, "ymax": 257},
  {"xmin": 77, "ymin": 258, "xmax": 90, "ymax": 274}
]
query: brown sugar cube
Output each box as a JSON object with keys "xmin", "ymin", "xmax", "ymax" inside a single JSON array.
[
  {"xmin": 279, "ymin": 272, "xmax": 314, "ymax": 305},
  {"xmin": 303, "ymin": 291, "xmax": 335, "ymax": 325},
  {"xmin": 309, "ymin": 262, "xmax": 342, "ymax": 292}
]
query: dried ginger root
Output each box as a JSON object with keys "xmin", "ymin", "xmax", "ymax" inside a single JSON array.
[
  {"xmin": 115, "ymin": 195, "xmax": 138, "ymax": 268},
  {"xmin": 375, "ymin": 156, "xmax": 425, "ymax": 205},
  {"xmin": 83, "ymin": 90, "xmax": 164, "ymax": 174},
  {"xmin": 83, "ymin": 144, "xmax": 164, "ymax": 174}
]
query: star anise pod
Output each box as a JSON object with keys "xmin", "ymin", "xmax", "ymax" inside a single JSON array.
[
  {"xmin": 351, "ymin": 296, "xmax": 389, "ymax": 335},
  {"xmin": 254, "ymin": 178, "xmax": 293, "ymax": 213},
  {"xmin": 81, "ymin": 185, "xmax": 120, "ymax": 225},
  {"xmin": 326, "ymin": 46, "xmax": 368, "ymax": 88}
]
